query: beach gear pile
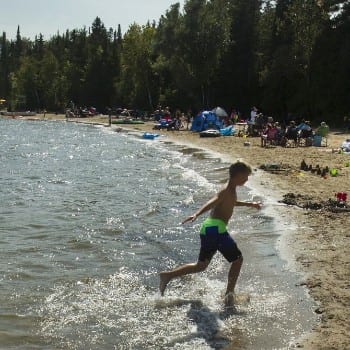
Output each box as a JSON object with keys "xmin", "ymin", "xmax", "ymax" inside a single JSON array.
[
  {"xmin": 280, "ymin": 193, "xmax": 350, "ymax": 212},
  {"xmin": 340, "ymin": 139, "xmax": 350, "ymax": 153},
  {"xmin": 191, "ymin": 110, "xmax": 235, "ymax": 136},
  {"xmin": 219, "ymin": 125, "xmax": 234, "ymax": 136},
  {"xmin": 191, "ymin": 111, "xmax": 223, "ymax": 132}
]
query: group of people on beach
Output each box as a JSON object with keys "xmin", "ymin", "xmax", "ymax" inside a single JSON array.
[
  {"xmin": 259, "ymin": 119, "xmax": 329, "ymax": 147},
  {"xmin": 153, "ymin": 106, "xmax": 192, "ymax": 130},
  {"xmin": 152, "ymin": 105, "xmax": 329, "ymax": 141}
]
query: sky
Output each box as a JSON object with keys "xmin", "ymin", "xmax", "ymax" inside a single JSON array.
[{"xmin": 1, "ymin": 0, "xmax": 185, "ymax": 40}]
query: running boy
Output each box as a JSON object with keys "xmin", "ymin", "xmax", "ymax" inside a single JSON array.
[{"xmin": 159, "ymin": 161, "xmax": 261, "ymax": 306}]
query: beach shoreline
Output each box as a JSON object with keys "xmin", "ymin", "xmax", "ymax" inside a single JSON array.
[
  {"xmin": 3, "ymin": 113, "xmax": 349, "ymax": 349},
  {"xmin": 144, "ymin": 123, "xmax": 349, "ymax": 350}
]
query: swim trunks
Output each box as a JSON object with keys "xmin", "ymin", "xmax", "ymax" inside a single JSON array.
[{"xmin": 198, "ymin": 217, "xmax": 242, "ymax": 263}]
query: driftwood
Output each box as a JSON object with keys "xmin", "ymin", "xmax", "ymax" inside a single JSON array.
[{"xmin": 280, "ymin": 193, "xmax": 350, "ymax": 213}]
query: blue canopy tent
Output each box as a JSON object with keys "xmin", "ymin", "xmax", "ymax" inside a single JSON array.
[
  {"xmin": 190, "ymin": 113, "xmax": 205, "ymax": 132},
  {"xmin": 191, "ymin": 111, "xmax": 223, "ymax": 132}
]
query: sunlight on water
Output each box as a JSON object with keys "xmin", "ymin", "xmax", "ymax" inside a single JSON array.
[
  {"xmin": 38, "ymin": 268, "xmax": 231, "ymax": 349},
  {"xmin": 0, "ymin": 119, "xmax": 316, "ymax": 349}
]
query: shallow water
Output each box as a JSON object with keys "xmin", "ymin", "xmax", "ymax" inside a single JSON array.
[{"xmin": 0, "ymin": 119, "xmax": 316, "ymax": 349}]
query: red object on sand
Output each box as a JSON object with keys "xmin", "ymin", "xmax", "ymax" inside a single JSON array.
[{"xmin": 336, "ymin": 192, "xmax": 347, "ymax": 202}]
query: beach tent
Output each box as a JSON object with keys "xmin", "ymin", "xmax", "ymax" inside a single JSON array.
[
  {"xmin": 203, "ymin": 111, "xmax": 221, "ymax": 130},
  {"xmin": 191, "ymin": 113, "xmax": 205, "ymax": 131},
  {"xmin": 212, "ymin": 106, "xmax": 228, "ymax": 118},
  {"xmin": 191, "ymin": 111, "xmax": 223, "ymax": 132}
]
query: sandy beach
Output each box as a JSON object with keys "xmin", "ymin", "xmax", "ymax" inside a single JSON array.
[{"xmin": 4, "ymin": 113, "xmax": 349, "ymax": 349}]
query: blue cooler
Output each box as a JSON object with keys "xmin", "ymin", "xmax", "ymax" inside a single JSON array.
[{"xmin": 313, "ymin": 135, "xmax": 322, "ymax": 146}]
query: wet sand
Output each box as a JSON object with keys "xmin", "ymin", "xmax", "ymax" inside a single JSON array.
[{"xmin": 5, "ymin": 113, "xmax": 350, "ymax": 349}]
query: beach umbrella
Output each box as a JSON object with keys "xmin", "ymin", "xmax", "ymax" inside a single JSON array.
[{"xmin": 212, "ymin": 106, "xmax": 228, "ymax": 118}]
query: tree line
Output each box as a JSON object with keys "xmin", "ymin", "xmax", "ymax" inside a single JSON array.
[{"xmin": 0, "ymin": 0, "xmax": 349, "ymax": 123}]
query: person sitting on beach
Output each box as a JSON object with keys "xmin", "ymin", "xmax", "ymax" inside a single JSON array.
[
  {"xmin": 163, "ymin": 106, "xmax": 171, "ymax": 119},
  {"xmin": 180, "ymin": 113, "xmax": 186, "ymax": 129},
  {"xmin": 281, "ymin": 121, "xmax": 299, "ymax": 146},
  {"xmin": 297, "ymin": 120, "xmax": 313, "ymax": 146},
  {"xmin": 261, "ymin": 123, "xmax": 278, "ymax": 147},
  {"xmin": 274, "ymin": 122, "xmax": 284, "ymax": 143},
  {"xmin": 167, "ymin": 115, "xmax": 182, "ymax": 131},
  {"xmin": 297, "ymin": 120, "xmax": 313, "ymax": 139},
  {"xmin": 315, "ymin": 121, "xmax": 329, "ymax": 137},
  {"xmin": 159, "ymin": 161, "xmax": 262, "ymax": 306},
  {"xmin": 340, "ymin": 139, "xmax": 350, "ymax": 152}
]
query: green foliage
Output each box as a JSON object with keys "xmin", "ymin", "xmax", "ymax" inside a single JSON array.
[
  {"xmin": 117, "ymin": 23, "xmax": 157, "ymax": 109},
  {"xmin": 210, "ymin": 0, "xmax": 262, "ymax": 112},
  {"xmin": 0, "ymin": 5, "xmax": 349, "ymax": 123},
  {"xmin": 153, "ymin": 0, "xmax": 231, "ymax": 109}
]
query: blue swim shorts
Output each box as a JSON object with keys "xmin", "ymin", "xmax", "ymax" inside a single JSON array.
[{"xmin": 198, "ymin": 217, "xmax": 242, "ymax": 263}]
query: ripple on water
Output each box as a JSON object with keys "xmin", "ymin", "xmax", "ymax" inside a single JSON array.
[{"xmin": 0, "ymin": 120, "xmax": 316, "ymax": 349}]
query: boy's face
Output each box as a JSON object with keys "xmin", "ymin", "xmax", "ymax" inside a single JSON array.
[{"xmin": 232, "ymin": 172, "xmax": 249, "ymax": 186}]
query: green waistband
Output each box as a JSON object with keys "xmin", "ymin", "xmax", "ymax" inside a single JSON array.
[{"xmin": 200, "ymin": 217, "xmax": 227, "ymax": 235}]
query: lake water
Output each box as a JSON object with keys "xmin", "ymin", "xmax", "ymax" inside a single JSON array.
[{"xmin": 0, "ymin": 119, "xmax": 316, "ymax": 349}]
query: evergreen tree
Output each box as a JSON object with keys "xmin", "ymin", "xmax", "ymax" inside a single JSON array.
[
  {"xmin": 259, "ymin": 0, "xmax": 298, "ymax": 118},
  {"xmin": 310, "ymin": 0, "xmax": 350, "ymax": 121},
  {"xmin": 215, "ymin": 0, "xmax": 261, "ymax": 114},
  {"xmin": 118, "ymin": 23, "xmax": 157, "ymax": 109},
  {"xmin": 0, "ymin": 32, "xmax": 10, "ymax": 99},
  {"xmin": 14, "ymin": 26, "xmax": 23, "ymax": 59},
  {"xmin": 152, "ymin": 3, "xmax": 183, "ymax": 107}
]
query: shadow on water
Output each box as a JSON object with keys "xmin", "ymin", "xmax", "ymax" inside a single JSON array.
[{"xmin": 156, "ymin": 299, "xmax": 246, "ymax": 349}]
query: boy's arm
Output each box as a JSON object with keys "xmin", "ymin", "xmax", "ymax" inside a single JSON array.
[
  {"xmin": 182, "ymin": 193, "xmax": 222, "ymax": 224},
  {"xmin": 235, "ymin": 201, "xmax": 262, "ymax": 209}
]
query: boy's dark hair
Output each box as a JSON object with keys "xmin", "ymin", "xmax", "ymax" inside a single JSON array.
[{"xmin": 229, "ymin": 161, "xmax": 252, "ymax": 177}]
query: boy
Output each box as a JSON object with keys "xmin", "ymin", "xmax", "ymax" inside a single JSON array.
[{"xmin": 159, "ymin": 161, "xmax": 261, "ymax": 306}]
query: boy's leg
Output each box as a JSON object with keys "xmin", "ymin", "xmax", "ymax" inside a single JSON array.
[
  {"xmin": 224, "ymin": 256, "xmax": 243, "ymax": 306},
  {"xmin": 159, "ymin": 229, "xmax": 217, "ymax": 296},
  {"xmin": 218, "ymin": 233, "xmax": 243, "ymax": 306},
  {"xmin": 159, "ymin": 260, "xmax": 209, "ymax": 296}
]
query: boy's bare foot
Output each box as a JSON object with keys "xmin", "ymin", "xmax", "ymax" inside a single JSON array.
[
  {"xmin": 224, "ymin": 292, "xmax": 235, "ymax": 307},
  {"xmin": 159, "ymin": 272, "xmax": 171, "ymax": 296}
]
